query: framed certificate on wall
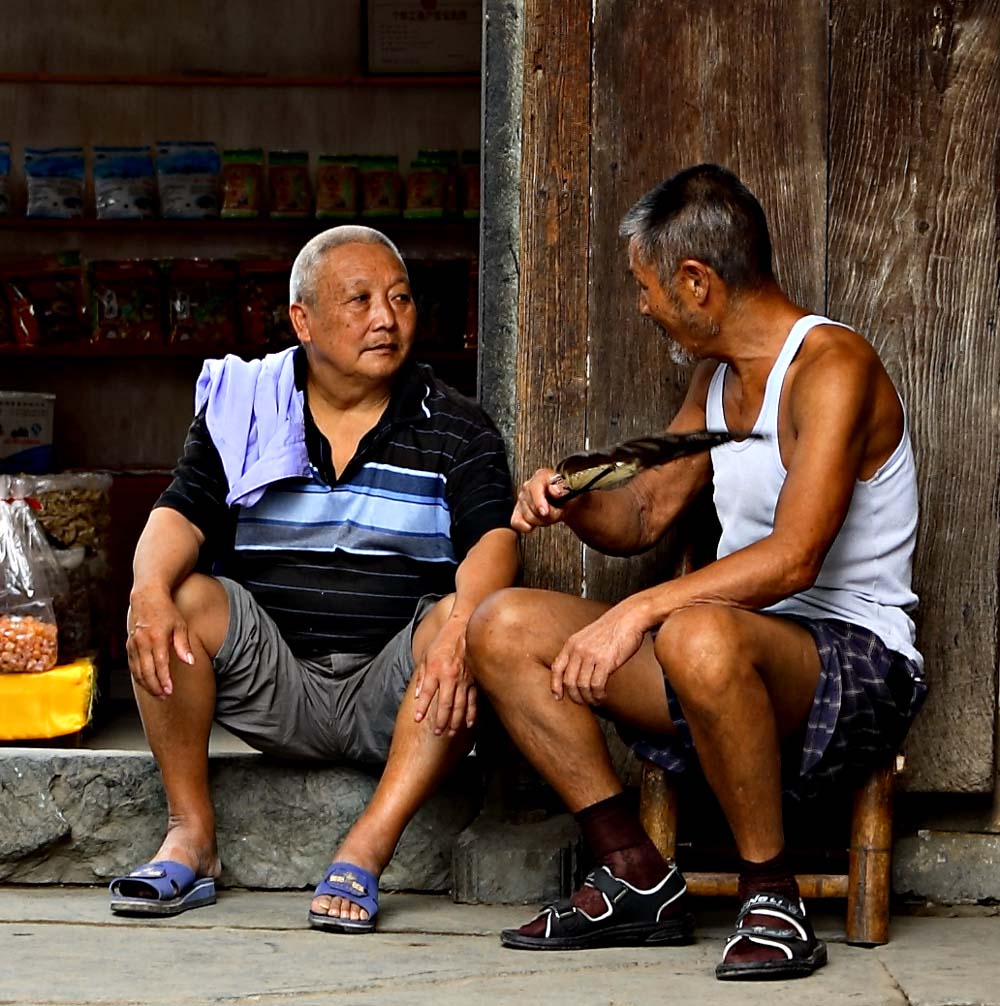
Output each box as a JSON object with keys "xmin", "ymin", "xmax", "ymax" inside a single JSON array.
[{"xmin": 364, "ymin": 0, "xmax": 481, "ymax": 75}]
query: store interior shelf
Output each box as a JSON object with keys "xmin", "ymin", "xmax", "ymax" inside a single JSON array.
[
  {"xmin": 0, "ymin": 72, "xmax": 480, "ymax": 88},
  {"xmin": 0, "ymin": 217, "xmax": 479, "ymax": 236},
  {"xmin": 0, "ymin": 341, "xmax": 476, "ymax": 361}
]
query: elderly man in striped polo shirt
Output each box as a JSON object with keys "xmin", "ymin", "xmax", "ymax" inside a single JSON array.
[{"xmin": 111, "ymin": 226, "xmax": 518, "ymax": 931}]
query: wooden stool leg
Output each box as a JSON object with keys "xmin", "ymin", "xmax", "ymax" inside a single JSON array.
[
  {"xmin": 639, "ymin": 762, "xmax": 678, "ymax": 861},
  {"xmin": 846, "ymin": 763, "xmax": 894, "ymax": 946}
]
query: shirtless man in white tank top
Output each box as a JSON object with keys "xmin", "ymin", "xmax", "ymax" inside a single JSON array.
[{"xmin": 466, "ymin": 164, "xmax": 926, "ymax": 981}]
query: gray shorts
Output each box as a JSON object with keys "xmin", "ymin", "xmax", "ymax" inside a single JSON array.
[{"xmin": 212, "ymin": 577, "xmax": 439, "ymax": 765}]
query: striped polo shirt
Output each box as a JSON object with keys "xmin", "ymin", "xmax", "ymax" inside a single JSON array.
[{"xmin": 156, "ymin": 351, "xmax": 513, "ymax": 658}]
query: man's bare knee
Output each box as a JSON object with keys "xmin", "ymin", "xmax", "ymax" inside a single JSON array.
[
  {"xmin": 466, "ymin": 588, "xmax": 544, "ymax": 687},
  {"xmin": 654, "ymin": 604, "xmax": 751, "ymax": 710},
  {"xmin": 411, "ymin": 592, "xmax": 456, "ymax": 662},
  {"xmin": 173, "ymin": 574, "xmax": 230, "ymax": 655}
]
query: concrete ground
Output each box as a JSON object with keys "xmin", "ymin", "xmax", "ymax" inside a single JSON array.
[{"xmin": 1, "ymin": 888, "xmax": 998, "ymax": 1006}]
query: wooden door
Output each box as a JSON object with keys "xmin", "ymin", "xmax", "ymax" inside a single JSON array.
[{"xmin": 511, "ymin": 0, "xmax": 1000, "ymax": 792}]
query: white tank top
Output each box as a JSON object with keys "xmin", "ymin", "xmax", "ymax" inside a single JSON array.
[{"xmin": 706, "ymin": 313, "xmax": 922, "ymax": 668}]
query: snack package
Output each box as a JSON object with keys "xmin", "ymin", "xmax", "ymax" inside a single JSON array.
[
  {"xmin": 0, "ymin": 141, "xmax": 10, "ymax": 217},
  {"xmin": 0, "ymin": 495, "xmax": 66, "ymax": 673},
  {"xmin": 238, "ymin": 259, "xmax": 295, "ymax": 350},
  {"xmin": 17, "ymin": 471, "xmax": 113, "ymax": 553},
  {"xmin": 360, "ymin": 156, "xmax": 403, "ymax": 218},
  {"xmin": 315, "ymin": 155, "xmax": 359, "ymax": 219},
  {"xmin": 93, "ymin": 146, "xmax": 157, "ymax": 219},
  {"xmin": 89, "ymin": 260, "xmax": 164, "ymax": 344},
  {"xmin": 417, "ymin": 149, "xmax": 460, "ymax": 216},
  {"xmin": 25, "ymin": 147, "xmax": 85, "ymax": 219},
  {"xmin": 167, "ymin": 259, "xmax": 239, "ymax": 345},
  {"xmin": 404, "ymin": 158, "xmax": 447, "ymax": 219},
  {"xmin": 0, "ymin": 393, "xmax": 55, "ymax": 475},
  {"xmin": 0, "ymin": 253, "xmax": 85, "ymax": 347},
  {"xmin": 268, "ymin": 151, "xmax": 311, "ymax": 218},
  {"xmin": 221, "ymin": 148, "xmax": 264, "ymax": 218},
  {"xmin": 156, "ymin": 141, "xmax": 221, "ymax": 219}
]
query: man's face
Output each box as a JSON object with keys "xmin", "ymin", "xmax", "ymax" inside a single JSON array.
[
  {"xmin": 294, "ymin": 242, "xmax": 416, "ymax": 381},
  {"xmin": 627, "ymin": 241, "xmax": 713, "ymax": 366}
]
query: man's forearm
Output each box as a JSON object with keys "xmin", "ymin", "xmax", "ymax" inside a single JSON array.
[
  {"xmin": 449, "ymin": 528, "xmax": 520, "ymax": 622},
  {"xmin": 628, "ymin": 532, "xmax": 821, "ymax": 631},
  {"xmin": 559, "ymin": 486, "xmax": 647, "ymax": 555},
  {"xmin": 563, "ymin": 456, "xmax": 708, "ymax": 556},
  {"xmin": 131, "ymin": 507, "xmax": 205, "ymax": 600}
]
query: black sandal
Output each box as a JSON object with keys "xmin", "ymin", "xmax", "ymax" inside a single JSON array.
[
  {"xmin": 715, "ymin": 892, "xmax": 827, "ymax": 981},
  {"xmin": 500, "ymin": 863, "xmax": 694, "ymax": 951}
]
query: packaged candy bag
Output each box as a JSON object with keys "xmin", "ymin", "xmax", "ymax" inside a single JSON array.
[
  {"xmin": 25, "ymin": 147, "xmax": 85, "ymax": 219},
  {"xmin": 89, "ymin": 260, "xmax": 164, "ymax": 344},
  {"xmin": 156, "ymin": 141, "xmax": 221, "ymax": 219},
  {"xmin": 0, "ymin": 253, "xmax": 86, "ymax": 348},
  {"xmin": 0, "ymin": 493, "xmax": 66, "ymax": 673},
  {"xmin": 221, "ymin": 148, "xmax": 264, "ymax": 218},
  {"xmin": 94, "ymin": 146, "xmax": 157, "ymax": 220},
  {"xmin": 315, "ymin": 156, "xmax": 359, "ymax": 219},
  {"xmin": 268, "ymin": 151, "xmax": 311, "ymax": 219}
]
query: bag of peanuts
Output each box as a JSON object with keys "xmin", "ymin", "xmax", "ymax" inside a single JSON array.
[{"xmin": 0, "ymin": 495, "xmax": 66, "ymax": 673}]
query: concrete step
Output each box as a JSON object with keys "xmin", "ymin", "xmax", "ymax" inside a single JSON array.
[{"xmin": 0, "ymin": 741, "xmax": 482, "ymax": 892}]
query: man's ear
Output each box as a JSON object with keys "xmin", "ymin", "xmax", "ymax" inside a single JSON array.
[
  {"xmin": 678, "ymin": 260, "xmax": 712, "ymax": 306},
  {"xmin": 289, "ymin": 303, "xmax": 310, "ymax": 343}
]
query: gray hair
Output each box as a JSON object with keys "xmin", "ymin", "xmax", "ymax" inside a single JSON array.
[
  {"xmin": 289, "ymin": 225, "xmax": 406, "ymax": 306},
  {"xmin": 620, "ymin": 164, "xmax": 774, "ymax": 292}
]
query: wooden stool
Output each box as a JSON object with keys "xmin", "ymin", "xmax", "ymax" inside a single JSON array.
[{"xmin": 638, "ymin": 758, "xmax": 899, "ymax": 946}]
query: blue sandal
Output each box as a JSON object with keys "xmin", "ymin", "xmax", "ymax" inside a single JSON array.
[
  {"xmin": 308, "ymin": 861, "xmax": 379, "ymax": 934},
  {"xmin": 109, "ymin": 860, "xmax": 216, "ymax": 917}
]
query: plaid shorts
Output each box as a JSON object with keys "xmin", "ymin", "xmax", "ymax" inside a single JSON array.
[{"xmin": 631, "ymin": 618, "xmax": 928, "ymax": 800}]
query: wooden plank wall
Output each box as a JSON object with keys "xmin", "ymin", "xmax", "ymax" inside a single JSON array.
[
  {"xmin": 517, "ymin": 0, "xmax": 999, "ymax": 791},
  {"xmin": 587, "ymin": 0, "xmax": 827, "ymax": 603},
  {"xmin": 827, "ymin": 1, "xmax": 1000, "ymax": 792},
  {"xmin": 515, "ymin": 1, "xmax": 592, "ymax": 594}
]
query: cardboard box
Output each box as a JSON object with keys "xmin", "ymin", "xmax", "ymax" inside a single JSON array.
[{"xmin": 0, "ymin": 391, "xmax": 55, "ymax": 474}]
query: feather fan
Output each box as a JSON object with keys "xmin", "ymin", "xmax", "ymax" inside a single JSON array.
[{"xmin": 551, "ymin": 429, "xmax": 759, "ymax": 502}]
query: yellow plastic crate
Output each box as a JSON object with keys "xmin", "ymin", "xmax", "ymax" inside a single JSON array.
[{"xmin": 0, "ymin": 657, "xmax": 96, "ymax": 740}]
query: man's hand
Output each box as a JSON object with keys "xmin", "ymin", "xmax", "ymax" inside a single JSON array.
[
  {"xmin": 511, "ymin": 468, "xmax": 571, "ymax": 534},
  {"xmin": 551, "ymin": 600, "xmax": 649, "ymax": 705},
  {"xmin": 413, "ymin": 616, "xmax": 476, "ymax": 736},
  {"xmin": 126, "ymin": 586, "xmax": 196, "ymax": 699}
]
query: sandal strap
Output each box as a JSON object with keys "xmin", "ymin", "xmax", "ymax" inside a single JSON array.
[
  {"xmin": 588, "ymin": 866, "xmax": 631, "ymax": 903},
  {"xmin": 533, "ymin": 864, "xmax": 687, "ymax": 938},
  {"xmin": 312, "ymin": 861, "xmax": 379, "ymax": 918},
  {"xmin": 722, "ymin": 890, "xmax": 817, "ymax": 963},
  {"xmin": 736, "ymin": 892, "xmax": 809, "ymax": 932}
]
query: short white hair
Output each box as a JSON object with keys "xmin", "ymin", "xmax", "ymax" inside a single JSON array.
[{"xmin": 289, "ymin": 226, "xmax": 406, "ymax": 306}]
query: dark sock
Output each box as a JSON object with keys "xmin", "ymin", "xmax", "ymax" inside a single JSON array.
[
  {"xmin": 737, "ymin": 849, "xmax": 800, "ymax": 904},
  {"xmin": 574, "ymin": 792, "xmax": 670, "ymax": 889}
]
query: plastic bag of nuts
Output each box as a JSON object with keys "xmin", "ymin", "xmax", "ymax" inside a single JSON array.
[
  {"xmin": 0, "ymin": 602, "xmax": 58, "ymax": 673},
  {"xmin": 1, "ymin": 496, "xmax": 63, "ymax": 672}
]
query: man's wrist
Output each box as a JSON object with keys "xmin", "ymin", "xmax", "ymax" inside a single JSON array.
[{"xmin": 629, "ymin": 588, "xmax": 671, "ymax": 633}]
